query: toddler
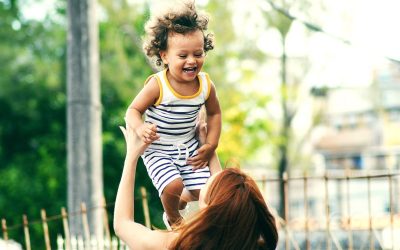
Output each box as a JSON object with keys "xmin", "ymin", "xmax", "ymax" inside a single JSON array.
[{"xmin": 125, "ymin": 1, "xmax": 221, "ymax": 229}]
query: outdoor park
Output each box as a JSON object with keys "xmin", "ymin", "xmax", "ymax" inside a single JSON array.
[{"xmin": 0, "ymin": 0, "xmax": 400, "ymax": 249}]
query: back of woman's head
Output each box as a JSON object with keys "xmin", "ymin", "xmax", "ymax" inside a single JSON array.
[{"xmin": 170, "ymin": 168, "xmax": 278, "ymax": 250}]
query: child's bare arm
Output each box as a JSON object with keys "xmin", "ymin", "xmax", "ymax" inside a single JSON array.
[
  {"xmin": 204, "ymin": 83, "xmax": 221, "ymax": 148},
  {"xmin": 125, "ymin": 77, "xmax": 160, "ymax": 144},
  {"xmin": 187, "ymin": 83, "xmax": 221, "ymax": 169}
]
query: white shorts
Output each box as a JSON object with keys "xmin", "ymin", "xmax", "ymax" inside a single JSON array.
[{"xmin": 142, "ymin": 150, "xmax": 211, "ymax": 196}]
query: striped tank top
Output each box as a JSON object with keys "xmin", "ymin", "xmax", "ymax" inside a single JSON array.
[{"xmin": 143, "ymin": 69, "xmax": 211, "ymax": 163}]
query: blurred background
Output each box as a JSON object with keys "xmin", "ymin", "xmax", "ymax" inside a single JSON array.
[{"xmin": 1, "ymin": 0, "xmax": 399, "ymax": 249}]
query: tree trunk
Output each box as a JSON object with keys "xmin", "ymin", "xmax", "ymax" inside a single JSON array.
[
  {"xmin": 67, "ymin": 0, "xmax": 103, "ymax": 238},
  {"xmin": 278, "ymin": 36, "xmax": 289, "ymax": 219}
]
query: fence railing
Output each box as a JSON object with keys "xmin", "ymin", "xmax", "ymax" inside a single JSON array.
[
  {"xmin": 1, "ymin": 187, "xmax": 151, "ymax": 250},
  {"xmin": 253, "ymin": 169, "xmax": 400, "ymax": 250},
  {"xmin": 1, "ymin": 170, "xmax": 400, "ymax": 250}
]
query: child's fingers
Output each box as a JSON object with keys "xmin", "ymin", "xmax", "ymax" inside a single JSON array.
[
  {"xmin": 187, "ymin": 154, "xmax": 200, "ymax": 163},
  {"xmin": 145, "ymin": 127, "xmax": 157, "ymax": 136},
  {"xmin": 192, "ymin": 161, "xmax": 208, "ymax": 170},
  {"xmin": 144, "ymin": 130, "xmax": 159, "ymax": 141},
  {"xmin": 187, "ymin": 155, "xmax": 202, "ymax": 164},
  {"xmin": 149, "ymin": 123, "xmax": 157, "ymax": 131},
  {"xmin": 150, "ymin": 134, "xmax": 160, "ymax": 141}
]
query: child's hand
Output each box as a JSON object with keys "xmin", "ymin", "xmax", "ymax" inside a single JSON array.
[
  {"xmin": 187, "ymin": 143, "xmax": 215, "ymax": 170},
  {"xmin": 135, "ymin": 123, "xmax": 160, "ymax": 144}
]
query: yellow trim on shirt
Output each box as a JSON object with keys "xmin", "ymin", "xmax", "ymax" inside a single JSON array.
[
  {"xmin": 163, "ymin": 69, "xmax": 203, "ymax": 99},
  {"xmin": 204, "ymin": 73, "xmax": 212, "ymax": 100},
  {"xmin": 144, "ymin": 74, "xmax": 163, "ymax": 106}
]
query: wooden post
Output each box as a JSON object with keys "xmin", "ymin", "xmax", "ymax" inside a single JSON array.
[
  {"xmin": 324, "ymin": 173, "xmax": 331, "ymax": 250},
  {"xmin": 80, "ymin": 202, "xmax": 91, "ymax": 247},
  {"xmin": 346, "ymin": 171, "xmax": 353, "ymax": 250},
  {"xmin": 23, "ymin": 214, "xmax": 32, "ymax": 250},
  {"xmin": 303, "ymin": 173, "xmax": 310, "ymax": 250},
  {"xmin": 388, "ymin": 172, "xmax": 395, "ymax": 250},
  {"xmin": 112, "ymin": 236, "xmax": 118, "ymax": 249},
  {"xmin": 261, "ymin": 174, "xmax": 266, "ymax": 195},
  {"xmin": 57, "ymin": 234, "xmax": 64, "ymax": 250},
  {"xmin": 61, "ymin": 207, "xmax": 71, "ymax": 250},
  {"xmin": 119, "ymin": 238, "xmax": 126, "ymax": 250},
  {"xmin": 283, "ymin": 172, "xmax": 290, "ymax": 250},
  {"xmin": 140, "ymin": 187, "xmax": 151, "ymax": 228},
  {"xmin": 70, "ymin": 235, "xmax": 77, "ymax": 249},
  {"xmin": 367, "ymin": 175, "xmax": 374, "ymax": 250},
  {"xmin": 41, "ymin": 209, "xmax": 51, "ymax": 250},
  {"xmin": 77, "ymin": 235, "xmax": 84, "ymax": 249},
  {"xmin": 102, "ymin": 196, "xmax": 112, "ymax": 247},
  {"xmin": 1, "ymin": 218, "xmax": 8, "ymax": 241}
]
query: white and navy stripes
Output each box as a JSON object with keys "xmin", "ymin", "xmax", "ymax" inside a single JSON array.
[{"xmin": 141, "ymin": 69, "xmax": 212, "ymax": 196}]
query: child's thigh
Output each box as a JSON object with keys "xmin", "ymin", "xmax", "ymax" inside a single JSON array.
[
  {"xmin": 143, "ymin": 154, "xmax": 182, "ymax": 196},
  {"xmin": 187, "ymin": 189, "xmax": 200, "ymax": 199},
  {"xmin": 162, "ymin": 178, "xmax": 184, "ymax": 195},
  {"xmin": 180, "ymin": 168, "xmax": 211, "ymax": 192}
]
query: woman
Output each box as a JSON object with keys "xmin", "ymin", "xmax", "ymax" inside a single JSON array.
[{"xmin": 114, "ymin": 123, "xmax": 278, "ymax": 250}]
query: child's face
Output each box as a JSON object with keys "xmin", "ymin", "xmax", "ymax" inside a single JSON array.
[{"xmin": 160, "ymin": 30, "xmax": 205, "ymax": 83}]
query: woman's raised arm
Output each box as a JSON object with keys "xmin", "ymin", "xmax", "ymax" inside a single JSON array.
[{"xmin": 113, "ymin": 123, "xmax": 171, "ymax": 249}]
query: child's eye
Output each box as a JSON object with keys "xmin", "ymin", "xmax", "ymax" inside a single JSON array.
[
  {"xmin": 195, "ymin": 54, "xmax": 204, "ymax": 57},
  {"xmin": 179, "ymin": 55, "xmax": 187, "ymax": 58}
]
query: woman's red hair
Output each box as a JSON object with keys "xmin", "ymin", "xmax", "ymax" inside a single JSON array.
[{"xmin": 170, "ymin": 168, "xmax": 278, "ymax": 250}]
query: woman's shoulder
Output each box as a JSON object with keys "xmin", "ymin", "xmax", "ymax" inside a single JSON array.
[
  {"xmin": 142, "ymin": 230, "xmax": 178, "ymax": 250},
  {"xmin": 123, "ymin": 230, "xmax": 176, "ymax": 250}
]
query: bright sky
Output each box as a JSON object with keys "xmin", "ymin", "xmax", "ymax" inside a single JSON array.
[
  {"xmin": 22, "ymin": 0, "xmax": 400, "ymax": 89},
  {"xmin": 20, "ymin": 0, "xmax": 57, "ymax": 20},
  {"xmin": 231, "ymin": 0, "xmax": 400, "ymax": 88},
  {"xmin": 22, "ymin": 0, "xmax": 400, "ymax": 58}
]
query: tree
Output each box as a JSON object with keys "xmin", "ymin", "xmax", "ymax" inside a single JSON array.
[
  {"xmin": 265, "ymin": 0, "xmax": 294, "ymax": 219},
  {"xmin": 97, "ymin": 0, "xmax": 166, "ymax": 229},
  {"xmin": 67, "ymin": 0, "xmax": 103, "ymax": 237},
  {"xmin": 202, "ymin": 0, "xmax": 275, "ymax": 163},
  {"xmin": 262, "ymin": 0, "xmax": 325, "ymax": 218},
  {"xmin": 0, "ymin": 1, "xmax": 67, "ymax": 247}
]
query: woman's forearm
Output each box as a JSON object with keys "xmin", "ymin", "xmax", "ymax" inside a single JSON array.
[
  {"xmin": 209, "ymin": 151, "xmax": 222, "ymax": 175},
  {"xmin": 113, "ymin": 153, "xmax": 139, "ymax": 231}
]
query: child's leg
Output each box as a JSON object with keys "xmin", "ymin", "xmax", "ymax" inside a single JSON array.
[
  {"xmin": 178, "ymin": 188, "xmax": 200, "ymax": 210},
  {"xmin": 160, "ymin": 178, "xmax": 184, "ymax": 226},
  {"xmin": 188, "ymin": 189, "xmax": 200, "ymax": 200}
]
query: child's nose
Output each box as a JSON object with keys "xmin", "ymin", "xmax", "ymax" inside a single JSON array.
[{"xmin": 187, "ymin": 56, "xmax": 196, "ymax": 63}]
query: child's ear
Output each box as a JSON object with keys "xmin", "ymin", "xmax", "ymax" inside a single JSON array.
[{"xmin": 159, "ymin": 51, "xmax": 168, "ymax": 65}]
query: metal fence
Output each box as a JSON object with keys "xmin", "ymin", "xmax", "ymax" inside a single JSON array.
[
  {"xmin": 1, "ymin": 187, "xmax": 151, "ymax": 250},
  {"xmin": 254, "ymin": 169, "xmax": 400, "ymax": 250},
  {"xmin": 1, "ymin": 171, "xmax": 399, "ymax": 250}
]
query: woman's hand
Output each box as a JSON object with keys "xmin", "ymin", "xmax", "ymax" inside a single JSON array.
[
  {"xmin": 119, "ymin": 120, "xmax": 151, "ymax": 156},
  {"xmin": 135, "ymin": 122, "xmax": 160, "ymax": 144}
]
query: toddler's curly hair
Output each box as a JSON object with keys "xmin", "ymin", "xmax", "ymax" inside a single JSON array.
[{"xmin": 143, "ymin": 1, "xmax": 214, "ymax": 68}]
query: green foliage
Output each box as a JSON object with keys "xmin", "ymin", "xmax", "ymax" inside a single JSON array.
[
  {"xmin": 0, "ymin": 0, "xmax": 291, "ymax": 247},
  {"xmin": 0, "ymin": 1, "xmax": 67, "ymax": 247},
  {"xmin": 0, "ymin": 1, "xmax": 164, "ymax": 248},
  {"xmin": 97, "ymin": 0, "xmax": 164, "ymax": 229}
]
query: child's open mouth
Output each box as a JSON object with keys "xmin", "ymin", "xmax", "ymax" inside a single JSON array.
[{"xmin": 183, "ymin": 67, "xmax": 197, "ymax": 73}]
